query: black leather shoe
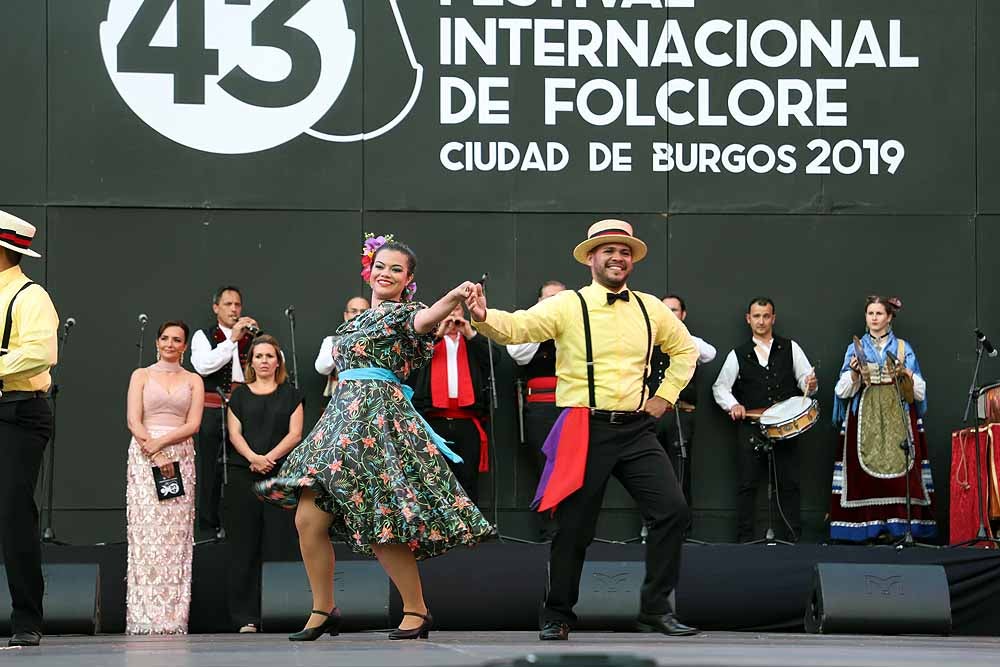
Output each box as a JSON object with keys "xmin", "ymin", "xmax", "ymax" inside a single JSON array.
[
  {"xmin": 538, "ymin": 621, "xmax": 570, "ymax": 640},
  {"xmin": 389, "ymin": 610, "xmax": 433, "ymax": 640},
  {"xmin": 8, "ymin": 631, "xmax": 42, "ymax": 647},
  {"xmin": 636, "ymin": 612, "xmax": 699, "ymax": 636},
  {"xmin": 288, "ymin": 608, "xmax": 341, "ymax": 641}
]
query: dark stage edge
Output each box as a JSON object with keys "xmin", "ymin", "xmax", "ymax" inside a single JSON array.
[
  {"xmin": 33, "ymin": 542, "xmax": 1000, "ymax": 635},
  {"xmin": 4, "ymin": 633, "xmax": 1000, "ymax": 667}
]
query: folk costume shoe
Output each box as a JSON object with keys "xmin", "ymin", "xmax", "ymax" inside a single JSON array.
[
  {"xmin": 388, "ymin": 610, "xmax": 432, "ymax": 640},
  {"xmin": 636, "ymin": 611, "xmax": 699, "ymax": 636},
  {"xmin": 288, "ymin": 608, "xmax": 341, "ymax": 641},
  {"xmin": 538, "ymin": 621, "xmax": 570, "ymax": 640}
]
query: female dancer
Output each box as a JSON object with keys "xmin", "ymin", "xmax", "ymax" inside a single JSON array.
[{"xmin": 257, "ymin": 236, "xmax": 493, "ymax": 641}]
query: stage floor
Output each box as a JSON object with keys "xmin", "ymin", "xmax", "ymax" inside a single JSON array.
[{"xmin": 4, "ymin": 632, "xmax": 1000, "ymax": 667}]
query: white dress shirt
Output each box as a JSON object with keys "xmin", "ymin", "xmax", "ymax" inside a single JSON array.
[
  {"xmin": 444, "ymin": 334, "xmax": 460, "ymax": 398},
  {"xmin": 834, "ymin": 335, "xmax": 926, "ymax": 401},
  {"xmin": 691, "ymin": 335, "xmax": 717, "ymax": 365},
  {"xmin": 507, "ymin": 341, "xmax": 541, "ymax": 366},
  {"xmin": 315, "ymin": 335, "xmax": 337, "ymax": 376},
  {"xmin": 712, "ymin": 336, "xmax": 815, "ymax": 411},
  {"xmin": 190, "ymin": 324, "xmax": 246, "ymax": 383}
]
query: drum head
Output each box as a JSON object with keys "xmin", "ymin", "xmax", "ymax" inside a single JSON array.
[{"xmin": 760, "ymin": 396, "xmax": 813, "ymax": 425}]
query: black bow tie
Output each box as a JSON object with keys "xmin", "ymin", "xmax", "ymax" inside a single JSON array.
[{"xmin": 607, "ymin": 291, "xmax": 630, "ymax": 305}]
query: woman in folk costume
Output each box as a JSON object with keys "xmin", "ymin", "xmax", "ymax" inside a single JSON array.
[
  {"xmin": 829, "ymin": 296, "xmax": 936, "ymax": 543},
  {"xmin": 255, "ymin": 235, "xmax": 493, "ymax": 641}
]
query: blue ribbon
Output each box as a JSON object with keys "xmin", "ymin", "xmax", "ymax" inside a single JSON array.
[{"xmin": 337, "ymin": 367, "xmax": 463, "ymax": 463}]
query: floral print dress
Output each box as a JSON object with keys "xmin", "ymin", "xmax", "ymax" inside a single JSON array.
[{"xmin": 255, "ymin": 300, "xmax": 493, "ymax": 559}]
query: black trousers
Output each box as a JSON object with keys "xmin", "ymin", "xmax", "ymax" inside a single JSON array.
[
  {"xmin": 426, "ymin": 417, "xmax": 482, "ymax": 505},
  {"xmin": 735, "ymin": 421, "xmax": 801, "ymax": 543},
  {"xmin": 523, "ymin": 402, "xmax": 562, "ymax": 539},
  {"xmin": 543, "ymin": 415, "xmax": 690, "ymax": 625},
  {"xmin": 655, "ymin": 409, "xmax": 696, "ymax": 506},
  {"xmin": 223, "ymin": 464, "xmax": 297, "ymax": 628},
  {"xmin": 196, "ymin": 407, "xmax": 224, "ymax": 532},
  {"xmin": 0, "ymin": 398, "xmax": 52, "ymax": 634}
]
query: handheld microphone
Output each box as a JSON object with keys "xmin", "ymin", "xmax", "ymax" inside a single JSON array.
[
  {"xmin": 138, "ymin": 313, "xmax": 149, "ymax": 327},
  {"xmin": 63, "ymin": 317, "xmax": 76, "ymax": 331},
  {"xmin": 284, "ymin": 305, "xmax": 295, "ymax": 320},
  {"xmin": 975, "ymin": 328, "xmax": 999, "ymax": 358},
  {"xmin": 477, "ymin": 272, "xmax": 488, "ymax": 286}
]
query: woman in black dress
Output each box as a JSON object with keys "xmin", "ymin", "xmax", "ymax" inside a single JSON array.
[{"xmin": 225, "ymin": 334, "xmax": 305, "ymax": 632}]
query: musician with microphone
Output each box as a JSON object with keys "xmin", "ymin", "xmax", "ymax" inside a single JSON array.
[
  {"xmin": 189, "ymin": 286, "xmax": 259, "ymax": 538},
  {"xmin": 828, "ymin": 295, "xmax": 936, "ymax": 543},
  {"xmin": 712, "ymin": 297, "xmax": 817, "ymax": 543},
  {"xmin": 0, "ymin": 210, "xmax": 59, "ymax": 647}
]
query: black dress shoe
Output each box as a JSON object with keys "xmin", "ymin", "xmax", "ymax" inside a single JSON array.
[
  {"xmin": 636, "ymin": 612, "xmax": 699, "ymax": 636},
  {"xmin": 388, "ymin": 611, "xmax": 433, "ymax": 640},
  {"xmin": 8, "ymin": 631, "xmax": 42, "ymax": 647},
  {"xmin": 538, "ymin": 621, "xmax": 570, "ymax": 640},
  {"xmin": 288, "ymin": 608, "xmax": 341, "ymax": 641}
]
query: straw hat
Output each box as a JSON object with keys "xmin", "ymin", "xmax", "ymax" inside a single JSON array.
[
  {"xmin": 572, "ymin": 219, "xmax": 647, "ymax": 265},
  {"xmin": 0, "ymin": 210, "xmax": 41, "ymax": 258}
]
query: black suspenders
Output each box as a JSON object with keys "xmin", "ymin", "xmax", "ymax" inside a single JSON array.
[
  {"xmin": 0, "ymin": 281, "xmax": 37, "ymax": 392},
  {"xmin": 576, "ymin": 289, "xmax": 653, "ymax": 412},
  {"xmin": 575, "ymin": 292, "xmax": 597, "ymax": 409}
]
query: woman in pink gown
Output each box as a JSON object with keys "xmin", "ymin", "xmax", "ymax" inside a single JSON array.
[{"xmin": 125, "ymin": 321, "xmax": 205, "ymax": 634}]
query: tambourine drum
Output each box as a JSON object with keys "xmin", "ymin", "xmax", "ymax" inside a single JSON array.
[
  {"xmin": 977, "ymin": 382, "xmax": 1000, "ymax": 424},
  {"xmin": 758, "ymin": 396, "xmax": 820, "ymax": 441}
]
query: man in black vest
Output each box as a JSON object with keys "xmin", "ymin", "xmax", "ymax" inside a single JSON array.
[
  {"xmin": 508, "ymin": 280, "xmax": 565, "ymax": 540},
  {"xmin": 648, "ymin": 294, "xmax": 716, "ymax": 509},
  {"xmin": 190, "ymin": 286, "xmax": 258, "ymax": 538},
  {"xmin": 712, "ymin": 297, "xmax": 817, "ymax": 543}
]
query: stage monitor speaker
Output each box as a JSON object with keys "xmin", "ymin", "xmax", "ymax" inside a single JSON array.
[
  {"xmin": 261, "ymin": 560, "xmax": 389, "ymax": 632},
  {"xmin": 0, "ymin": 563, "xmax": 101, "ymax": 635},
  {"xmin": 573, "ymin": 561, "xmax": 675, "ymax": 631},
  {"xmin": 804, "ymin": 563, "xmax": 951, "ymax": 635}
]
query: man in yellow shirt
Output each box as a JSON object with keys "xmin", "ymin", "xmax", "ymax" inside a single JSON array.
[
  {"xmin": 468, "ymin": 219, "xmax": 699, "ymax": 641},
  {"xmin": 0, "ymin": 211, "xmax": 59, "ymax": 647}
]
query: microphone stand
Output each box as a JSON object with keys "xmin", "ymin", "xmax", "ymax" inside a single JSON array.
[
  {"xmin": 474, "ymin": 290, "xmax": 535, "ymax": 545},
  {"xmin": 285, "ymin": 307, "xmax": 300, "ymax": 389},
  {"xmin": 951, "ymin": 336, "xmax": 1000, "ymax": 548},
  {"xmin": 886, "ymin": 351, "xmax": 936, "ymax": 549},
  {"xmin": 41, "ymin": 321, "xmax": 74, "ymax": 545},
  {"xmin": 197, "ymin": 387, "xmax": 230, "ymax": 544},
  {"xmin": 136, "ymin": 317, "xmax": 148, "ymax": 368}
]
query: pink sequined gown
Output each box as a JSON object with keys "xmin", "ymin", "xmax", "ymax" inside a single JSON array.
[{"xmin": 125, "ymin": 367, "xmax": 196, "ymax": 635}]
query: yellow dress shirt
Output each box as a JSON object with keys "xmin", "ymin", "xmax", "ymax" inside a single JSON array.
[
  {"xmin": 0, "ymin": 265, "xmax": 59, "ymax": 393},
  {"xmin": 474, "ymin": 281, "xmax": 697, "ymax": 410}
]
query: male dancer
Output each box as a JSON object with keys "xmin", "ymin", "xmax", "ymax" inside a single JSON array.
[
  {"xmin": 0, "ymin": 211, "xmax": 59, "ymax": 647},
  {"xmin": 469, "ymin": 220, "xmax": 699, "ymax": 640}
]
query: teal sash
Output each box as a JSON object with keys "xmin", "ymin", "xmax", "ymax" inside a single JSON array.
[{"xmin": 338, "ymin": 367, "xmax": 463, "ymax": 463}]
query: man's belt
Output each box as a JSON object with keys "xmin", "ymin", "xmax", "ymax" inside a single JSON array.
[
  {"xmin": 0, "ymin": 389, "xmax": 49, "ymax": 404},
  {"xmin": 589, "ymin": 409, "xmax": 648, "ymax": 425},
  {"xmin": 525, "ymin": 376, "xmax": 557, "ymax": 403}
]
